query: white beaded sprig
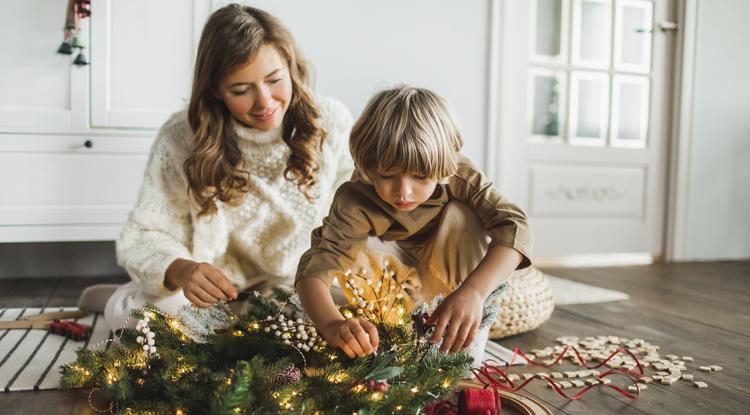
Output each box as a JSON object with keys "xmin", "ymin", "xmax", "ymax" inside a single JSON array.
[
  {"xmin": 135, "ymin": 316, "xmax": 157, "ymax": 359},
  {"xmin": 340, "ymin": 260, "xmax": 407, "ymax": 323},
  {"xmin": 262, "ymin": 314, "xmax": 324, "ymax": 352}
]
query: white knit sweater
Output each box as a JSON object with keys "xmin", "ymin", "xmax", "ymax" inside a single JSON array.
[{"xmin": 116, "ymin": 96, "xmax": 354, "ymax": 296}]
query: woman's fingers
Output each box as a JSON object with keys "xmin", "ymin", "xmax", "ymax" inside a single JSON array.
[
  {"xmin": 184, "ymin": 290, "xmax": 212, "ymax": 308},
  {"xmin": 189, "ymin": 283, "xmax": 219, "ymax": 306},
  {"xmin": 201, "ymin": 263, "xmax": 237, "ymax": 299},
  {"xmin": 197, "ymin": 277, "xmax": 227, "ymax": 301}
]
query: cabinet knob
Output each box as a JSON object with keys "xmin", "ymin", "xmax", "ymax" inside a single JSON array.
[{"xmin": 84, "ymin": 140, "xmax": 93, "ymax": 149}]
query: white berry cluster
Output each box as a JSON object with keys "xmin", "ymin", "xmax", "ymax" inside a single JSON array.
[
  {"xmin": 262, "ymin": 314, "xmax": 324, "ymax": 352},
  {"xmin": 135, "ymin": 316, "xmax": 157, "ymax": 358},
  {"xmin": 341, "ymin": 262, "xmax": 404, "ymax": 321}
]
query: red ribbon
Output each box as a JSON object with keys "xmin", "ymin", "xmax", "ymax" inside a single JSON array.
[
  {"xmin": 426, "ymin": 388, "xmax": 499, "ymax": 415},
  {"xmin": 473, "ymin": 346, "xmax": 644, "ymax": 401}
]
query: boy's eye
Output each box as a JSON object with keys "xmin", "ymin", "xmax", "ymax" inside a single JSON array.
[
  {"xmin": 379, "ymin": 174, "xmax": 394, "ymax": 179},
  {"xmin": 414, "ymin": 175, "xmax": 429, "ymax": 180}
]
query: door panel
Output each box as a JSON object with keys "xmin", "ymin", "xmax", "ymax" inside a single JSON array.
[{"xmin": 495, "ymin": 0, "xmax": 676, "ymax": 256}]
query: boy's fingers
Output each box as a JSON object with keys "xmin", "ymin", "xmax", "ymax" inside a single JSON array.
[
  {"xmin": 339, "ymin": 342, "xmax": 356, "ymax": 359},
  {"xmin": 362, "ymin": 320, "xmax": 380, "ymax": 350},
  {"xmin": 450, "ymin": 324, "xmax": 472, "ymax": 354},
  {"xmin": 351, "ymin": 324, "xmax": 373, "ymax": 355},
  {"xmin": 426, "ymin": 304, "xmax": 445, "ymax": 325},
  {"xmin": 462, "ymin": 322, "xmax": 479, "ymax": 349},
  {"xmin": 340, "ymin": 327, "xmax": 365, "ymax": 356},
  {"xmin": 440, "ymin": 321, "xmax": 460, "ymax": 353},
  {"xmin": 430, "ymin": 312, "xmax": 450, "ymax": 344}
]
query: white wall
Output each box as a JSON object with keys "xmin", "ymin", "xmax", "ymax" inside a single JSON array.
[
  {"xmin": 228, "ymin": 0, "xmax": 492, "ymax": 167},
  {"xmin": 684, "ymin": 0, "xmax": 750, "ymax": 259}
]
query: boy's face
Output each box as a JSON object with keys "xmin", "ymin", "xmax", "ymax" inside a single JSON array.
[{"xmin": 371, "ymin": 170, "xmax": 439, "ymax": 211}]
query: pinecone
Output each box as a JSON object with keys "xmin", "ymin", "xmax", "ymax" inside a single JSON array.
[{"xmin": 271, "ymin": 366, "xmax": 301, "ymax": 386}]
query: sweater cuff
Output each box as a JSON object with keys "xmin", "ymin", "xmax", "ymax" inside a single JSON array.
[
  {"xmin": 137, "ymin": 249, "xmax": 193, "ymax": 297},
  {"xmin": 488, "ymin": 230, "xmax": 532, "ymax": 270}
]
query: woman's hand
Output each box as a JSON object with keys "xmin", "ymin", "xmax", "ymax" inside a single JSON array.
[
  {"xmin": 320, "ymin": 317, "xmax": 379, "ymax": 358},
  {"xmin": 427, "ymin": 286, "xmax": 484, "ymax": 354},
  {"xmin": 165, "ymin": 259, "xmax": 238, "ymax": 307}
]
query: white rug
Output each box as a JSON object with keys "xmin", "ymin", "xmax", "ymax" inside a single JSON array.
[
  {"xmin": 0, "ymin": 307, "xmax": 519, "ymax": 392},
  {"xmin": 0, "ymin": 307, "xmax": 113, "ymax": 392},
  {"xmin": 546, "ymin": 275, "xmax": 630, "ymax": 305}
]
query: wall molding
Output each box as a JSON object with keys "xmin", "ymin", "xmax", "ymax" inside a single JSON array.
[{"xmin": 665, "ymin": 0, "xmax": 698, "ymax": 261}]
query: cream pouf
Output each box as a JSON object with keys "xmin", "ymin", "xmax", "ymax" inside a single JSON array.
[{"xmin": 490, "ymin": 266, "xmax": 555, "ymax": 339}]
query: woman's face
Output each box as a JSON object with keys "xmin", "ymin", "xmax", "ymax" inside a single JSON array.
[{"xmin": 217, "ymin": 44, "xmax": 293, "ymax": 131}]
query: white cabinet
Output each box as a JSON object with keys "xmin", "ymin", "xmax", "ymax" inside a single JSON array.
[
  {"xmin": 0, "ymin": 0, "xmax": 211, "ymax": 242},
  {"xmin": 0, "ymin": 0, "xmax": 87, "ymax": 131},
  {"xmin": 90, "ymin": 0, "xmax": 205, "ymax": 129}
]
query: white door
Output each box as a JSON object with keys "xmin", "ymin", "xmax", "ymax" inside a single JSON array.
[{"xmin": 492, "ymin": 0, "xmax": 677, "ymax": 257}]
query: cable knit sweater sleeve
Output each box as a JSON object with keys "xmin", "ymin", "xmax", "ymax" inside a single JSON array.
[
  {"xmin": 325, "ymin": 98, "xmax": 355, "ymax": 190},
  {"xmin": 116, "ymin": 111, "xmax": 195, "ymax": 296}
]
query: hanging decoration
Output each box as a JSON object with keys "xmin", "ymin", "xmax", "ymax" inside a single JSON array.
[{"xmin": 57, "ymin": 0, "xmax": 91, "ymax": 66}]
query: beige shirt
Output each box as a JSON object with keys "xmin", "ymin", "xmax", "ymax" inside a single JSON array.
[{"xmin": 295, "ymin": 155, "xmax": 533, "ymax": 287}]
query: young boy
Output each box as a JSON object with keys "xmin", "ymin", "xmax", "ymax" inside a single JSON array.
[{"xmin": 295, "ymin": 85, "xmax": 532, "ymax": 359}]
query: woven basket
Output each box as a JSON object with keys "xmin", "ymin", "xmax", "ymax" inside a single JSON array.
[{"xmin": 490, "ymin": 266, "xmax": 555, "ymax": 339}]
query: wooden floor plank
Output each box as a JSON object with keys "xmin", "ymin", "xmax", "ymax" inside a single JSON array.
[{"xmin": 543, "ymin": 263, "xmax": 750, "ymax": 335}]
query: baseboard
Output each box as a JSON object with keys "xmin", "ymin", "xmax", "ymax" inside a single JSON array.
[
  {"xmin": 534, "ymin": 252, "xmax": 657, "ymax": 268},
  {"xmin": 0, "ymin": 241, "xmax": 125, "ymax": 278}
]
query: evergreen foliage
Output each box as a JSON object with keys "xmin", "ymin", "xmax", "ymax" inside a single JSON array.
[{"xmin": 61, "ymin": 290, "xmax": 472, "ymax": 414}]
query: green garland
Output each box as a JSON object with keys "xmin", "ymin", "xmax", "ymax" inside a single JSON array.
[{"xmin": 61, "ymin": 289, "xmax": 472, "ymax": 414}]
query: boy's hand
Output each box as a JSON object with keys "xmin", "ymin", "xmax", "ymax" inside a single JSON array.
[
  {"xmin": 427, "ymin": 286, "xmax": 484, "ymax": 354},
  {"xmin": 321, "ymin": 317, "xmax": 379, "ymax": 358},
  {"xmin": 165, "ymin": 259, "xmax": 238, "ymax": 307}
]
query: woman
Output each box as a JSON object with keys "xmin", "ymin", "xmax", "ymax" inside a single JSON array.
[{"xmin": 83, "ymin": 4, "xmax": 354, "ymax": 330}]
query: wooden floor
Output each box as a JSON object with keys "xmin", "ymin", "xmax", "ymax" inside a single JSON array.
[{"xmin": 0, "ymin": 261, "xmax": 747, "ymax": 414}]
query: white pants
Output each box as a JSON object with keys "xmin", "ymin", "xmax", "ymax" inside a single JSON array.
[
  {"xmin": 104, "ymin": 279, "xmax": 348, "ymax": 331},
  {"xmin": 103, "ymin": 282, "xmax": 191, "ymax": 330}
]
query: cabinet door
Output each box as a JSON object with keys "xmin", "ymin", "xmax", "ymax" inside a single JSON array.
[
  {"xmin": 0, "ymin": 0, "xmax": 87, "ymax": 131},
  {"xmin": 0, "ymin": 135, "xmax": 151, "ymax": 242},
  {"xmin": 90, "ymin": 0, "xmax": 206, "ymax": 129}
]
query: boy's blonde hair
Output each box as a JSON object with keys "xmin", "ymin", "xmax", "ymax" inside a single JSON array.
[{"xmin": 350, "ymin": 85, "xmax": 463, "ymax": 184}]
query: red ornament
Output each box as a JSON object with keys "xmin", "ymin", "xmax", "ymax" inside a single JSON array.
[{"xmin": 364, "ymin": 379, "xmax": 388, "ymax": 392}]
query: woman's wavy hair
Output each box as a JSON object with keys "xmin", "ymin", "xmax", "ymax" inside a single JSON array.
[{"xmin": 186, "ymin": 4, "xmax": 325, "ymax": 217}]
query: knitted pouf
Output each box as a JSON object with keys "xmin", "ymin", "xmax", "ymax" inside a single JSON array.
[{"xmin": 490, "ymin": 266, "xmax": 555, "ymax": 339}]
